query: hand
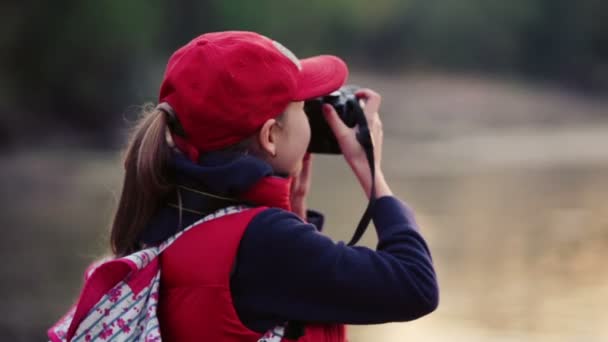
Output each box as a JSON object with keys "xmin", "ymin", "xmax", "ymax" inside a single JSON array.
[
  {"xmin": 290, "ymin": 153, "xmax": 313, "ymax": 219},
  {"xmin": 323, "ymin": 88, "xmax": 392, "ymax": 198}
]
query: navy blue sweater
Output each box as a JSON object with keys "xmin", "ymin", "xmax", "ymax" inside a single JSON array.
[{"xmin": 140, "ymin": 152, "xmax": 439, "ymax": 332}]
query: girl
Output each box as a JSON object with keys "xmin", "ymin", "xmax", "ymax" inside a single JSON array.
[{"xmin": 108, "ymin": 31, "xmax": 438, "ymax": 341}]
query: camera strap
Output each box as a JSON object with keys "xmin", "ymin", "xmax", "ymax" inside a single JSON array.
[{"xmin": 346, "ymin": 104, "xmax": 376, "ymax": 246}]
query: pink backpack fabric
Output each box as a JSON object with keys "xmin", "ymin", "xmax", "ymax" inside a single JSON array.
[{"xmin": 48, "ymin": 206, "xmax": 286, "ymax": 342}]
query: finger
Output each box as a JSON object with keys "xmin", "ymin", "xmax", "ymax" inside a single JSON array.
[
  {"xmin": 355, "ymin": 88, "xmax": 380, "ymax": 103},
  {"xmin": 292, "ymin": 154, "xmax": 312, "ymax": 195},
  {"xmin": 322, "ymin": 104, "xmax": 349, "ymax": 138},
  {"xmin": 299, "ymin": 153, "xmax": 313, "ymax": 187},
  {"xmin": 303, "ymin": 152, "xmax": 312, "ymax": 163},
  {"xmin": 355, "ymin": 88, "xmax": 381, "ymax": 116},
  {"xmin": 290, "ymin": 173, "xmax": 300, "ymax": 199}
]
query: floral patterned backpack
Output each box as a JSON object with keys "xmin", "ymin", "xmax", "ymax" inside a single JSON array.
[{"xmin": 48, "ymin": 206, "xmax": 286, "ymax": 342}]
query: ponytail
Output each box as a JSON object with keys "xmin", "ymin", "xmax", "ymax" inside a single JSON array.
[
  {"xmin": 110, "ymin": 101, "xmax": 273, "ymax": 256},
  {"xmin": 110, "ymin": 104, "xmax": 174, "ymax": 256}
]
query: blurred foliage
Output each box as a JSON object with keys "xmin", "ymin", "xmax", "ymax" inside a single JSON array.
[{"xmin": 1, "ymin": 0, "xmax": 606, "ymax": 148}]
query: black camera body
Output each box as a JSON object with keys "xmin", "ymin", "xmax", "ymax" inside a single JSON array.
[{"xmin": 304, "ymin": 85, "xmax": 362, "ymax": 154}]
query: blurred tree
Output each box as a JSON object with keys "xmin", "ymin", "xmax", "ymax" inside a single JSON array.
[
  {"xmin": 1, "ymin": 0, "xmax": 606, "ymax": 149},
  {"xmin": 1, "ymin": 0, "xmax": 164, "ymax": 147},
  {"xmin": 521, "ymin": 0, "xmax": 608, "ymax": 90}
]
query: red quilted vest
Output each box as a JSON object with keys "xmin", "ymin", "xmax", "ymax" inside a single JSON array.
[{"xmin": 158, "ymin": 176, "xmax": 346, "ymax": 341}]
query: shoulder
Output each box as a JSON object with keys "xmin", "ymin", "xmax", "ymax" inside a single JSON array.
[
  {"xmin": 246, "ymin": 207, "xmax": 318, "ymax": 239},
  {"xmin": 241, "ymin": 207, "xmax": 336, "ymax": 258}
]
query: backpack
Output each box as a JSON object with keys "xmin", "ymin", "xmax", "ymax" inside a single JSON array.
[{"xmin": 48, "ymin": 206, "xmax": 286, "ymax": 342}]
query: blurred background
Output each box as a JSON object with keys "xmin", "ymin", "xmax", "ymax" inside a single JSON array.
[{"xmin": 1, "ymin": 0, "xmax": 607, "ymax": 341}]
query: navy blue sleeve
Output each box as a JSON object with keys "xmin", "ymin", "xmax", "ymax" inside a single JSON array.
[{"xmin": 230, "ymin": 196, "xmax": 439, "ymax": 330}]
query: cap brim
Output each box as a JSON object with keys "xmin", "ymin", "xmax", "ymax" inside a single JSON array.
[{"xmin": 294, "ymin": 55, "xmax": 349, "ymax": 101}]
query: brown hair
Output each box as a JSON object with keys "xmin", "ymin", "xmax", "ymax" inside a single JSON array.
[
  {"xmin": 109, "ymin": 104, "xmax": 279, "ymax": 257},
  {"xmin": 110, "ymin": 104, "xmax": 174, "ymax": 256}
]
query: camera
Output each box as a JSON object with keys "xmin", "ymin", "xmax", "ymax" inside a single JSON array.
[
  {"xmin": 304, "ymin": 85, "xmax": 363, "ymax": 154},
  {"xmin": 305, "ymin": 85, "xmax": 376, "ymax": 245}
]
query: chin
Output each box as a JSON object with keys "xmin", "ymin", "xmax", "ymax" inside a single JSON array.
[
  {"xmin": 271, "ymin": 163, "xmax": 298, "ymax": 178},
  {"xmin": 272, "ymin": 156, "xmax": 304, "ymax": 178}
]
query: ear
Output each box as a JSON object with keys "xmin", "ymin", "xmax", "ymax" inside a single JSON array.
[{"xmin": 257, "ymin": 118, "xmax": 278, "ymax": 157}]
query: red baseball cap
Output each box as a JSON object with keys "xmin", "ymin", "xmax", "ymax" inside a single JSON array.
[{"xmin": 158, "ymin": 31, "xmax": 349, "ymax": 161}]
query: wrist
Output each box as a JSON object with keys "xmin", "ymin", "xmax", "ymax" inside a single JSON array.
[
  {"xmin": 355, "ymin": 168, "xmax": 392, "ymax": 199},
  {"xmin": 374, "ymin": 171, "xmax": 393, "ymax": 198},
  {"xmin": 290, "ymin": 196, "xmax": 307, "ymax": 219}
]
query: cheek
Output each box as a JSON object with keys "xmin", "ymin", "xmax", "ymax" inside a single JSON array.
[
  {"xmin": 282, "ymin": 115, "xmax": 310, "ymax": 173},
  {"xmin": 301, "ymin": 114, "xmax": 312, "ymax": 148},
  {"xmin": 294, "ymin": 114, "xmax": 311, "ymax": 156}
]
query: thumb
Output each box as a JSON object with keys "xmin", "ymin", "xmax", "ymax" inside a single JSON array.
[{"xmin": 322, "ymin": 104, "xmax": 348, "ymax": 138}]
